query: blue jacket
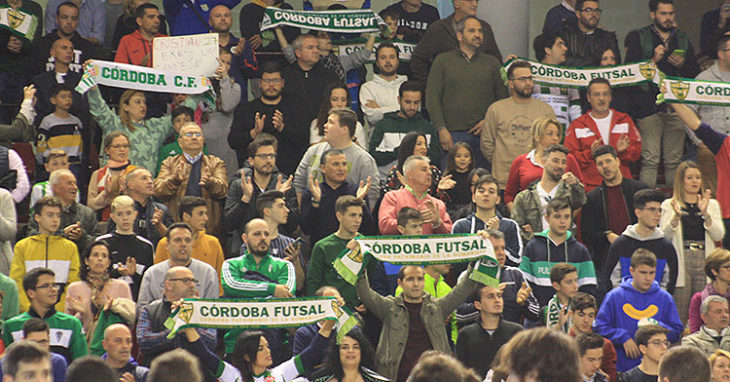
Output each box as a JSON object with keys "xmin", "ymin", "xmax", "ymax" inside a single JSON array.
[
  {"xmin": 163, "ymin": 0, "xmax": 241, "ymax": 36},
  {"xmin": 452, "ymin": 212, "xmax": 523, "ymax": 267},
  {"xmin": 594, "ymin": 277, "xmax": 683, "ymax": 372}
]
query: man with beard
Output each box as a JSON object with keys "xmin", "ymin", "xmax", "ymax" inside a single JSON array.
[
  {"xmin": 426, "ymin": 16, "xmax": 507, "ymax": 169},
  {"xmin": 228, "ymin": 61, "xmax": 307, "ymax": 175},
  {"xmin": 562, "ymin": 0, "xmax": 619, "ymax": 66},
  {"xmin": 481, "ymin": 61, "xmax": 555, "ymax": 190},
  {"xmin": 625, "ymin": 0, "xmax": 699, "ymax": 188},
  {"xmin": 410, "ymin": 0, "xmax": 501, "ymax": 85},
  {"xmin": 360, "ymin": 42, "xmax": 408, "ymax": 128},
  {"xmin": 223, "ymin": 134, "xmax": 299, "ymax": 258},
  {"xmin": 209, "ymin": 4, "xmax": 257, "ymax": 97},
  {"xmin": 114, "ymin": 3, "xmax": 165, "ymax": 67},
  {"xmin": 368, "ymin": 81, "xmax": 440, "ymax": 179},
  {"xmin": 511, "ymin": 144, "xmax": 586, "ymax": 243},
  {"xmin": 564, "ymin": 78, "xmax": 642, "ymax": 191},
  {"xmin": 220, "ymin": 218, "xmax": 295, "ymax": 362},
  {"xmin": 581, "ymin": 145, "xmax": 648, "ymax": 280},
  {"xmin": 33, "ymin": 2, "xmax": 98, "ymax": 75}
]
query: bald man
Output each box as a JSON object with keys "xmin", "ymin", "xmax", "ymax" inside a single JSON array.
[{"xmin": 103, "ymin": 324, "xmax": 149, "ymax": 382}]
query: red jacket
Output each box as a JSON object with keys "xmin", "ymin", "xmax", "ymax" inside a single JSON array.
[
  {"xmin": 114, "ymin": 30, "xmax": 166, "ymax": 67},
  {"xmin": 564, "ymin": 109, "xmax": 641, "ymax": 190}
]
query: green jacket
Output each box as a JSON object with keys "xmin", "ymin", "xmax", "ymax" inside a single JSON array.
[
  {"xmin": 511, "ymin": 179, "xmax": 586, "ymax": 243},
  {"xmin": 3, "ymin": 308, "xmax": 87, "ymax": 362},
  {"xmin": 367, "ymin": 111, "xmax": 441, "ymax": 166},
  {"xmin": 395, "ymin": 272, "xmax": 458, "ymax": 343},
  {"xmin": 88, "ymin": 87, "xmax": 210, "ymax": 175},
  {"xmin": 356, "ymin": 266, "xmax": 477, "ymax": 380}
]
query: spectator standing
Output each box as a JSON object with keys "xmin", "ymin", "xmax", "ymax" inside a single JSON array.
[
  {"xmin": 425, "ymin": 16, "xmax": 507, "ymax": 169},
  {"xmin": 564, "ymin": 78, "xmax": 641, "ymax": 191},
  {"xmin": 114, "ymin": 3, "xmax": 164, "ymax": 67},
  {"xmin": 382, "ymin": 0, "xmax": 439, "ymax": 43},
  {"xmin": 359, "ymin": 43, "xmax": 408, "ymax": 128},
  {"xmin": 562, "ymin": 0, "xmax": 619, "ymax": 66},
  {"xmin": 87, "ymin": 132, "xmax": 137, "ymax": 222},
  {"xmin": 34, "ymin": 2, "xmax": 98, "ymax": 75},
  {"xmin": 543, "ymin": 0, "xmax": 578, "ymax": 34},
  {"xmin": 660, "ymin": 161, "xmax": 725, "ymax": 325},
  {"xmin": 532, "ymin": 33, "xmax": 582, "ymax": 129},
  {"xmin": 482, "ymin": 61, "xmax": 556, "ymax": 190},
  {"xmin": 111, "ymin": 0, "xmax": 168, "ymax": 50},
  {"xmin": 162, "ymin": 0, "xmax": 240, "ymax": 36},
  {"xmin": 210, "ymin": 5, "xmax": 257, "ymax": 99},
  {"xmin": 624, "ymin": 0, "xmax": 700, "ymax": 188},
  {"xmin": 410, "ymin": 0, "xmax": 501, "ymax": 84},
  {"xmin": 45, "ymin": 0, "xmax": 105, "ymax": 45},
  {"xmin": 699, "ymin": 0, "xmax": 730, "ymax": 61}
]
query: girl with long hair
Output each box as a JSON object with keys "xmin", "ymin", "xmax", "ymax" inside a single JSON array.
[{"xmin": 310, "ymin": 83, "xmax": 367, "ymax": 147}]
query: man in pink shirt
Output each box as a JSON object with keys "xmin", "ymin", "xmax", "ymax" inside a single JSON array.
[{"xmin": 378, "ymin": 155, "xmax": 452, "ymax": 234}]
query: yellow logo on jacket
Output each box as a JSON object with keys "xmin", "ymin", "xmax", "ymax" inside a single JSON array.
[{"xmin": 622, "ymin": 303, "xmax": 658, "ymax": 320}]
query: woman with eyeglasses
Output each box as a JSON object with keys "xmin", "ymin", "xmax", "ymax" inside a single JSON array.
[
  {"xmin": 179, "ymin": 317, "xmax": 335, "ymax": 382},
  {"xmin": 84, "ymin": 60, "xmax": 214, "ymax": 175},
  {"xmin": 660, "ymin": 161, "xmax": 725, "ymax": 326},
  {"xmin": 88, "ymin": 132, "xmax": 138, "ymax": 222},
  {"xmin": 688, "ymin": 249, "xmax": 730, "ymax": 333},
  {"xmin": 65, "ymin": 241, "xmax": 134, "ymax": 345}
]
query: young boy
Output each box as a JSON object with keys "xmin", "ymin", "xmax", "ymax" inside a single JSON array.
[
  {"xmin": 95, "ymin": 195, "xmax": 154, "ymax": 300},
  {"xmin": 36, "ymin": 85, "xmax": 83, "ymax": 180},
  {"xmin": 577, "ymin": 332, "xmax": 610, "ymax": 382},
  {"xmin": 568, "ymin": 292, "xmax": 617, "ymax": 382},
  {"xmin": 452, "ymin": 175, "xmax": 522, "ymax": 267},
  {"xmin": 383, "ymin": 207, "xmax": 422, "ymax": 294},
  {"xmin": 10, "ymin": 196, "xmax": 80, "ymax": 312},
  {"xmin": 544, "ymin": 263, "xmax": 578, "ymax": 332},
  {"xmin": 621, "ymin": 324, "xmax": 670, "ymax": 382},
  {"xmin": 595, "ymin": 249, "xmax": 683, "ymax": 372},
  {"xmin": 29, "ymin": 149, "xmax": 78, "ymax": 213},
  {"xmin": 519, "ymin": 199, "xmax": 597, "ymax": 306}
]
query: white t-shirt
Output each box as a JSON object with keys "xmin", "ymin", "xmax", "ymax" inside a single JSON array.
[
  {"xmin": 590, "ymin": 110, "xmax": 613, "ymax": 145},
  {"xmin": 537, "ymin": 182, "xmax": 558, "ymax": 231}
]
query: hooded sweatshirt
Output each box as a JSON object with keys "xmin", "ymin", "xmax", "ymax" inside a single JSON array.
[
  {"xmin": 602, "ymin": 224, "xmax": 678, "ymax": 294},
  {"xmin": 519, "ymin": 230, "xmax": 597, "ymax": 306},
  {"xmin": 594, "ymin": 277, "xmax": 683, "ymax": 372},
  {"xmin": 359, "ymin": 74, "xmax": 408, "ymax": 126}
]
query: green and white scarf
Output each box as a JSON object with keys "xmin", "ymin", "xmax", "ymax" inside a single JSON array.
[
  {"xmin": 261, "ymin": 8, "xmax": 385, "ymax": 33},
  {"xmin": 657, "ymin": 75, "xmax": 730, "ymax": 106},
  {"xmin": 502, "ymin": 57, "xmax": 661, "ymax": 89},
  {"xmin": 165, "ymin": 297, "xmax": 357, "ymax": 343},
  {"xmin": 333, "ymin": 38, "xmax": 416, "ymax": 61},
  {"xmin": 334, "ymin": 234, "xmax": 500, "ymax": 287},
  {"xmin": 75, "ymin": 60, "xmax": 213, "ymax": 95},
  {"xmin": 0, "ymin": 5, "xmax": 37, "ymax": 40}
]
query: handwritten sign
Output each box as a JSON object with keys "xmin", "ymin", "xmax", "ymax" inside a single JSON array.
[{"xmin": 153, "ymin": 33, "xmax": 219, "ymax": 77}]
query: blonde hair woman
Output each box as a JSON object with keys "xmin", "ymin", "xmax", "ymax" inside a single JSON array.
[{"xmin": 660, "ymin": 161, "xmax": 726, "ymax": 325}]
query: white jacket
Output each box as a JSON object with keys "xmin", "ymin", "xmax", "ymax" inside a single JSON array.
[
  {"xmin": 359, "ymin": 74, "xmax": 408, "ymax": 127},
  {"xmin": 660, "ymin": 198, "xmax": 725, "ymax": 288}
]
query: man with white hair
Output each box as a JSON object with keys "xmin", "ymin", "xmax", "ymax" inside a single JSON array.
[
  {"xmin": 682, "ymin": 295, "xmax": 730, "ymax": 357},
  {"xmin": 28, "ymin": 169, "xmax": 97, "ymax": 253},
  {"xmin": 378, "ymin": 155, "xmax": 452, "ymax": 234}
]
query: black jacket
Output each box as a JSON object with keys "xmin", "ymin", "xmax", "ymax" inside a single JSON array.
[
  {"xmin": 455, "ymin": 319, "xmax": 523, "ymax": 378},
  {"xmin": 563, "ymin": 23, "xmax": 620, "ymax": 67},
  {"xmin": 281, "ymin": 62, "xmax": 339, "ymax": 121},
  {"xmin": 581, "ymin": 178, "xmax": 648, "ymax": 270}
]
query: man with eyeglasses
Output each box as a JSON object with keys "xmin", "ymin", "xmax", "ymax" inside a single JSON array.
[
  {"xmin": 561, "ymin": 0, "xmax": 619, "ymax": 66},
  {"xmin": 0, "ymin": 319, "xmax": 67, "ymax": 382},
  {"xmin": 3, "ymin": 268, "xmax": 87, "ymax": 364},
  {"xmin": 619, "ymin": 324, "xmax": 669, "ymax": 381},
  {"xmin": 154, "ymin": 122, "xmax": 228, "ymax": 237},
  {"xmin": 601, "ymin": 189, "xmax": 678, "ymax": 294},
  {"xmin": 137, "ymin": 262, "xmax": 217, "ymax": 367},
  {"xmin": 136, "ymin": 223, "xmax": 220, "ymax": 314},
  {"xmin": 229, "ymin": 60, "xmax": 307, "ymax": 176},
  {"xmin": 682, "ymin": 295, "xmax": 730, "ymax": 357},
  {"xmin": 595, "ymin": 250, "xmax": 682, "ymax": 372},
  {"xmin": 625, "ymin": 0, "xmax": 699, "ymax": 189},
  {"xmin": 481, "ymin": 60, "xmax": 556, "ymax": 192}
]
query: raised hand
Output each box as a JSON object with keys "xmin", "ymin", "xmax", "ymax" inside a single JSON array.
[
  {"xmin": 234, "ymin": 37, "xmax": 246, "ymax": 56},
  {"xmin": 22, "ymin": 84, "xmax": 35, "ymax": 101},
  {"xmin": 616, "ymin": 134, "xmax": 630, "ymax": 153},
  {"xmin": 437, "ymin": 174, "xmax": 455, "ymax": 191},
  {"xmin": 486, "ymin": 216, "xmax": 500, "ymax": 231},
  {"xmin": 423, "ymin": 200, "xmax": 440, "ymax": 227},
  {"xmin": 276, "ymin": 174, "xmax": 293, "ymax": 193},
  {"xmin": 308, "ymin": 173, "xmax": 322, "ymax": 203},
  {"xmin": 652, "ymin": 44, "xmax": 667, "ymax": 63},
  {"xmin": 516, "ymin": 282, "xmax": 531, "ymax": 305},
  {"xmin": 356, "ymin": 176, "xmax": 372, "ymax": 200},
  {"xmin": 151, "ymin": 207, "xmax": 163, "ymax": 227},
  {"xmin": 272, "ymin": 110, "xmax": 284, "ymax": 132},
  {"xmin": 698, "ymin": 189, "xmax": 712, "ymax": 218},
  {"xmin": 240, "ymin": 172, "xmax": 254, "ymax": 203},
  {"xmin": 561, "ymin": 172, "xmax": 578, "ymax": 186},
  {"xmin": 251, "ymin": 112, "xmax": 266, "ymax": 139}
]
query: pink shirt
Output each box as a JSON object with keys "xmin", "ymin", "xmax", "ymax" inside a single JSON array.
[
  {"xmin": 65, "ymin": 279, "xmax": 133, "ymax": 332},
  {"xmin": 378, "ymin": 187, "xmax": 452, "ymax": 235}
]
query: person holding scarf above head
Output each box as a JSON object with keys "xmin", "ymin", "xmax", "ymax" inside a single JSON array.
[{"xmin": 84, "ymin": 60, "xmax": 215, "ymax": 176}]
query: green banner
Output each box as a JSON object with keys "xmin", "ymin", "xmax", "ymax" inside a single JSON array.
[
  {"xmin": 334, "ymin": 234, "xmax": 500, "ymax": 287},
  {"xmin": 502, "ymin": 57, "xmax": 661, "ymax": 89},
  {"xmin": 657, "ymin": 76, "xmax": 730, "ymax": 106},
  {"xmin": 261, "ymin": 8, "xmax": 385, "ymax": 33},
  {"xmin": 75, "ymin": 60, "xmax": 213, "ymax": 95},
  {"xmin": 0, "ymin": 6, "xmax": 38, "ymax": 41},
  {"xmin": 165, "ymin": 297, "xmax": 357, "ymax": 343},
  {"xmin": 333, "ymin": 38, "xmax": 416, "ymax": 62}
]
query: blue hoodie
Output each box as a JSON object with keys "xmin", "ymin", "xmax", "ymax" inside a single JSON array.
[{"xmin": 594, "ymin": 276, "xmax": 683, "ymax": 372}]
